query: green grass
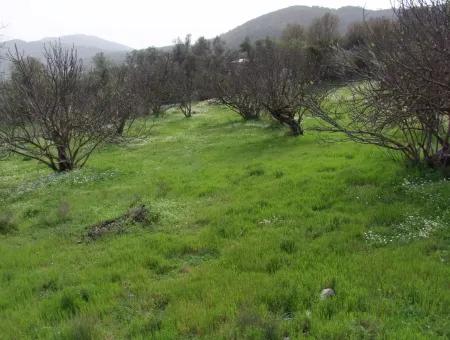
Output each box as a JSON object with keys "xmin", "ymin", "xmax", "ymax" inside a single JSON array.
[{"xmin": 0, "ymin": 103, "xmax": 449, "ymax": 339}]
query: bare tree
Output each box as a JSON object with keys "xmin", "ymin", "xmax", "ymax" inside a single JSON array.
[
  {"xmin": 171, "ymin": 35, "xmax": 197, "ymax": 118},
  {"xmin": 191, "ymin": 36, "xmax": 212, "ymax": 101},
  {"xmin": 192, "ymin": 36, "xmax": 230, "ymax": 100},
  {"xmin": 214, "ymin": 54, "xmax": 262, "ymax": 120},
  {"xmin": 109, "ymin": 64, "xmax": 139, "ymax": 135},
  {"xmin": 306, "ymin": 13, "xmax": 342, "ymax": 80},
  {"xmin": 307, "ymin": 13, "xmax": 341, "ymax": 48},
  {"xmin": 0, "ymin": 29, "xmax": 6, "ymax": 160},
  {"xmin": 249, "ymin": 39, "xmax": 324, "ymax": 136},
  {"xmin": 280, "ymin": 24, "xmax": 307, "ymax": 49},
  {"xmin": 339, "ymin": 18, "xmax": 396, "ymax": 79},
  {"xmin": 127, "ymin": 48, "xmax": 173, "ymax": 116},
  {"xmin": 0, "ymin": 43, "xmax": 116, "ymax": 172},
  {"xmin": 92, "ymin": 53, "xmax": 138, "ymax": 135},
  {"xmin": 312, "ymin": 0, "xmax": 450, "ymax": 168}
]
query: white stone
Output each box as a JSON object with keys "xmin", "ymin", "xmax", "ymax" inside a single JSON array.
[{"xmin": 320, "ymin": 288, "xmax": 335, "ymax": 300}]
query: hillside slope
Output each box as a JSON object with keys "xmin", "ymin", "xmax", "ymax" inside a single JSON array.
[
  {"xmin": 221, "ymin": 6, "xmax": 393, "ymax": 48},
  {"xmin": 0, "ymin": 103, "xmax": 448, "ymax": 338}
]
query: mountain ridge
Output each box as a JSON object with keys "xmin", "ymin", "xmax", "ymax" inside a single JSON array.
[
  {"xmin": 39, "ymin": 34, "xmax": 133, "ymax": 51},
  {"xmin": 0, "ymin": 34, "xmax": 132, "ymax": 75},
  {"xmin": 219, "ymin": 5, "xmax": 393, "ymax": 48},
  {"xmin": 3, "ymin": 34, "xmax": 133, "ymax": 52}
]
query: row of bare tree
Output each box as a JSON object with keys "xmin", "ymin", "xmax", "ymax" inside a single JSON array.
[
  {"xmin": 314, "ymin": 0, "xmax": 450, "ymax": 168},
  {"xmin": 0, "ymin": 35, "xmax": 225, "ymax": 171},
  {"xmin": 215, "ymin": 0, "xmax": 450, "ymax": 168},
  {"xmin": 214, "ymin": 39, "xmax": 327, "ymax": 136},
  {"xmin": 0, "ymin": 0, "xmax": 448, "ymax": 172}
]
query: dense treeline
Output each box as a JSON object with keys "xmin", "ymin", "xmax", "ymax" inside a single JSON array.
[{"xmin": 0, "ymin": 0, "xmax": 448, "ymax": 171}]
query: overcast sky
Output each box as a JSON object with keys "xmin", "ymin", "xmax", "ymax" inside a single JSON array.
[{"xmin": 0, "ymin": 0, "xmax": 392, "ymax": 49}]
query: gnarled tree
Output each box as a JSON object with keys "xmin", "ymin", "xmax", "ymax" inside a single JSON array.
[
  {"xmin": 0, "ymin": 44, "xmax": 116, "ymax": 172},
  {"xmin": 172, "ymin": 35, "xmax": 198, "ymax": 118},
  {"xmin": 213, "ymin": 53, "xmax": 262, "ymax": 120},
  {"xmin": 248, "ymin": 39, "xmax": 324, "ymax": 136},
  {"xmin": 92, "ymin": 53, "xmax": 138, "ymax": 135},
  {"xmin": 312, "ymin": 0, "xmax": 450, "ymax": 168},
  {"xmin": 127, "ymin": 48, "xmax": 173, "ymax": 116}
]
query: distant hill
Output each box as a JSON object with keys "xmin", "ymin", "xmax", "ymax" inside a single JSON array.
[
  {"xmin": 40, "ymin": 34, "xmax": 133, "ymax": 52},
  {"xmin": 0, "ymin": 34, "xmax": 132, "ymax": 76},
  {"xmin": 220, "ymin": 6, "xmax": 393, "ymax": 48}
]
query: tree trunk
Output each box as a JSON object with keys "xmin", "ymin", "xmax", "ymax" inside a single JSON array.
[
  {"xmin": 181, "ymin": 102, "xmax": 192, "ymax": 118},
  {"xmin": 116, "ymin": 119, "xmax": 126, "ymax": 136},
  {"xmin": 242, "ymin": 109, "xmax": 260, "ymax": 120},
  {"xmin": 288, "ymin": 120, "xmax": 303, "ymax": 136},
  {"xmin": 429, "ymin": 113, "xmax": 450, "ymax": 168},
  {"xmin": 152, "ymin": 105, "xmax": 163, "ymax": 117},
  {"xmin": 57, "ymin": 145, "xmax": 73, "ymax": 172},
  {"xmin": 271, "ymin": 110, "xmax": 303, "ymax": 136}
]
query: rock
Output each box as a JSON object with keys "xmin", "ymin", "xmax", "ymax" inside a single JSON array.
[{"xmin": 320, "ymin": 288, "xmax": 335, "ymax": 300}]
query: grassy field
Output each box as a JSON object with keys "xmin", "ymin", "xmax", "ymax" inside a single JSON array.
[{"xmin": 0, "ymin": 103, "xmax": 449, "ymax": 339}]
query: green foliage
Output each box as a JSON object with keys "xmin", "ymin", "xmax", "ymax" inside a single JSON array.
[{"xmin": 0, "ymin": 103, "xmax": 448, "ymax": 338}]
